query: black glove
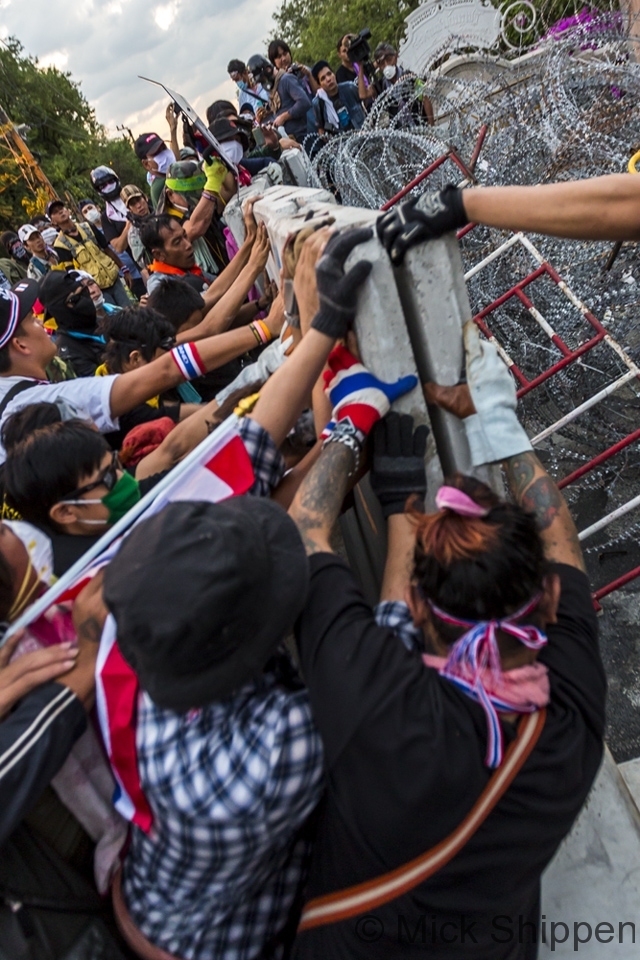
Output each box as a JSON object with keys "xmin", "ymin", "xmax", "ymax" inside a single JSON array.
[
  {"xmin": 376, "ymin": 185, "xmax": 468, "ymax": 265},
  {"xmin": 311, "ymin": 227, "xmax": 373, "ymax": 339},
  {"xmin": 370, "ymin": 412, "xmax": 429, "ymax": 519}
]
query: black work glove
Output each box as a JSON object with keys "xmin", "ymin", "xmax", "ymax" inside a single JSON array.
[
  {"xmin": 311, "ymin": 227, "xmax": 373, "ymax": 339},
  {"xmin": 376, "ymin": 185, "xmax": 468, "ymax": 266},
  {"xmin": 370, "ymin": 412, "xmax": 429, "ymax": 518}
]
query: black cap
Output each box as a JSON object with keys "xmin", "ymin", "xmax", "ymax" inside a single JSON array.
[
  {"xmin": 0, "ymin": 279, "xmax": 40, "ymax": 350},
  {"xmin": 209, "ymin": 116, "xmax": 250, "ymax": 151},
  {"xmin": 134, "ymin": 132, "xmax": 164, "ymax": 160},
  {"xmin": 103, "ymin": 499, "xmax": 309, "ymax": 711},
  {"xmin": 45, "ymin": 198, "xmax": 65, "ymax": 216}
]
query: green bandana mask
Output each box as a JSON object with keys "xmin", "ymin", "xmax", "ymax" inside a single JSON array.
[{"xmin": 101, "ymin": 471, "xmax": 141, "ymax": 524}]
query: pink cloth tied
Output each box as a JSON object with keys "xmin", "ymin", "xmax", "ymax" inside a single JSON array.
[{"xmin": 435, "ymin": 485, "xmax": 489, "ymax": 518}]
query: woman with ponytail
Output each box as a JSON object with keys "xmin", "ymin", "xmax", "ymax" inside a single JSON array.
[{"xmin": 289, "ymin": 326, "xmax": 605, "ymax": 960}]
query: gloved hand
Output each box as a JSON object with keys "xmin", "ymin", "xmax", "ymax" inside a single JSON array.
[
  {"xmin": 203, "ymin": 156, "xmax": 228, "ymax": 195},
  {"xmin": 462, "ymin": 320, "xmax": 532, "ymax": 466},
  {"xmin": 311, "ymin": 227, "xmax": 373, "ymax": 339},
  {"xmin": 323, "ymin": 345, "xmax": 418, "ymax": 440},
  {"xmin": 370, "ymin": 412, "xmax": 429, "ymax": 518},
  {"xmin": 376, "ymin": 185, "xmax": 468, "ymax": 265}
]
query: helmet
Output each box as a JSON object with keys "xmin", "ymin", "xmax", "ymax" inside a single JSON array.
[
  {"xmin": 247, "ymin": 54, "xmax": 274, "ymax": 90},
  {"xmin": 90, "ymin": 165, "xmax": 121, "ymax": 199}
]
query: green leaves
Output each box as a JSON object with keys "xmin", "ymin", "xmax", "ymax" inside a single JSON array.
[
  {"xmin": 271, "ymin": 0, "xmax": 422, "ymax": 70},
  {"xmin": 0, "ymin": 37, "xmax": 146, "ymax": 229}
]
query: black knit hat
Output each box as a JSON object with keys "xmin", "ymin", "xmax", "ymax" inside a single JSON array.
[{"xmin": 103, "ymin": 499, "xmax": 309, "ymax": 711}]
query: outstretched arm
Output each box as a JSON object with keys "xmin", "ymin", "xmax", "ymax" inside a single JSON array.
[
  {"xmin": 177, "ymin": 225, "xmax": 271, "ymax": 340},
  {"xmin": 109, "ymin": 324, "xmax": 265, "ymax": 418},
  {"xmin": 463, "ymin": 174, "xmax": 640, "ymax": 242}
]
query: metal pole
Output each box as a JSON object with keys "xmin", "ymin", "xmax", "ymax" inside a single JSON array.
[{"xmin": 0, "ymin": 102, "xmax": 57, "ymax": 201}]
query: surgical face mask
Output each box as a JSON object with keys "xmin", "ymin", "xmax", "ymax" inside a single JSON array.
[
  {"xmin": 41, "ymin": 227, "xmax": 58, "ymax": 245},
  {"xmin": 92, "ymin": 292, "xmax": 105, "ymax": 307},
  {"xmin": 83, "ymin": 207, "xmax": 101, "ymax": 224},
  {"xmin": 383, "ymin": 64, "xmax": 397, "ymax": 80},
  {"xmin": 65, "ymin": 471, "xmax": 141, "ymax": 527},
  {"xmin": 9, "ymin": 242, "xmax": 29, "ymax": 263},
  {"xmin": 237, "ymin": 80, "xmax": 248, "ymax": 90},
  {"xmin": 4, "ymin": 520, "xmax": 54, "ymax": 587},
  {"xmin": 153, "ymin": 147, "xmax": 177, "ymax": 175},
  {"xmin": 219, "ymin": 140, "xmax": 244, "ymax": 166}
]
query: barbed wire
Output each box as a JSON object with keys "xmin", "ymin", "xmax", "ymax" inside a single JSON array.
[{"xmin": 309, "ymin": 14, "xmax": 640, "ymax": 573}]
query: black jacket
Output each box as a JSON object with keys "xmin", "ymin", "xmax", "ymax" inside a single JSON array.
[{"xmin": 0, "ymin": 682, "xmax": 86, "ymax": 845}]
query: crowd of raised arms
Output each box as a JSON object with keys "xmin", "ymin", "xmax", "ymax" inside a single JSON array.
[{"xmin": 6, "ymin": 24, "xmax": 640, "ymax": 960}]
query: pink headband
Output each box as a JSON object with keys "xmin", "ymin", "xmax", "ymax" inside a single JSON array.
[{"xmin": 435, "ymin": 485, "xmax": 489, "ymax": 518}]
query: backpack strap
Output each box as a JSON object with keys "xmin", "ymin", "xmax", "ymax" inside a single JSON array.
[
  {"xmin": 298, "ymin": 708, "xmax": 546, "ymax": 931},
  {"xmin": 0, "ymin": 380, "xmax": 40, "ymax": 418}
]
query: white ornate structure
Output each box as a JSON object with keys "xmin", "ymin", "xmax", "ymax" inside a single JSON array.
[{"xmin": 399, "ymin": 0, "xmax": 501, "ymax": 74}]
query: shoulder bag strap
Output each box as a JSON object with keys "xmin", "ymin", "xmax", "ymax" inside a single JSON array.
[
  {"xmin": 0, "ymin": 380, "xmax": 40, "ymax": 418},
  {"xmin": 298, "ymin": 708, "xmax": 546, "ymax": 931}
]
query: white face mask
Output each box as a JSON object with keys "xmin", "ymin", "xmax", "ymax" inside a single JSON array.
[
  {"xmin": 92, "ymin": 293, "xmax": 105, "ymax": 307},
  {"xmin": 41, "ymin": 227, "xmax": 58, "ymax": 245},
  {"xmin": 219, "ymin": 140, "xmax": 244, "ymax": 166},
  {"xmin": 84, "ymin": 207, "xmax": 101, "ymax": 224},
  {"xmin": 4, "ymin": 520, "xmax": 54, "ymax": 587},
  {"xmin": 383, "ymin": 64, "xmax": 397, "ymax": 80},
  {"xmin": 153, "ymin": 147, "xmax": 176, "ymax": 175}
]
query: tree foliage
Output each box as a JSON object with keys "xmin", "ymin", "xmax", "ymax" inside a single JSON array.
[
  {"xmin": 0, "ymin": 37, "xmax": 145, "ymax": 230},
  {"xmin": 271, "ymin": 0, "xmax": 422, "ymax": 70}
]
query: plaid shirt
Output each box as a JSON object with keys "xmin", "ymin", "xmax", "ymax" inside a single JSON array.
[
  {"xmin": 375, "ymin": 599, "xmax": 424, "ymax": 652},
  {"xmin": 123, "ymin": 419, "xmax": 324, "ymax": 960}
]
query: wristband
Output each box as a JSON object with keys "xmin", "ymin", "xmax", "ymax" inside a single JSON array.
[
  {"xmin": 170, "ymin": 342, "xmax": 206, "ymax": 380},
  {"xmin": 323, "ymin": 419, "xmax": 363, "ymax": 476},
  {"xmin": 249, "ymin": 322, "xmax": 266, "ymax": 345},
  {"xmin": 256, "ymin": 319, "xmax": 272, "ymax": 343},
  {"xmin": 202, "ymin": 190, "xmax": 218, "ymax": 202}
]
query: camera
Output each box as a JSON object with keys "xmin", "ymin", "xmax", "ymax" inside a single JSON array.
[
  {"xmin": 288, "ymin": 63, "xmax": 304, "ymax": 78},
  {"xmin": 347, "ymin": 29, "xmax": 372, "ymax": 65}
]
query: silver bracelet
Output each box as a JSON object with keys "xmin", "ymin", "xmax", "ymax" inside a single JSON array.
[
  {"xmin": 322, "ymin": 420, "xmax": 363, "ymax": 476},
  {"xmin": 283, "ymin": 279, "xmax": 300, "ymax": 328}
]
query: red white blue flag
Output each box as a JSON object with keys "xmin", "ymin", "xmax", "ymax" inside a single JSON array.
[{"xmin": 64, "ymin": 417, "xmax": 255, "ymax": 832}]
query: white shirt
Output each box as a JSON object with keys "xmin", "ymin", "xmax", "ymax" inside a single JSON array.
[{"xmin": 0, "ymin": 374, "xmax": 120, "ymax": 464}]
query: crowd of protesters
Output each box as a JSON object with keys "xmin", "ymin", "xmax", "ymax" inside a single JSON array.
[{"xmin": 1, "ymin": 21, "xmax": 634, "ymax": 960}]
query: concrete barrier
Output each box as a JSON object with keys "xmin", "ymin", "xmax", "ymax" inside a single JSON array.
[
  {"xmin": 223, "ymin": 183, "xmax": 640, "ymax": 933},
  {"xmin": 540, "ymin": 749, "xmax": 640, "ymax": 958}
]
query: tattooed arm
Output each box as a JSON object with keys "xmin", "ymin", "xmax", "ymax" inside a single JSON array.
[
  {"xmin": 423, "ymin": 380, "xmax": 586, "ymax": 571},
  {"xmin": 289, "ymin": 442, "xmax": 354, "ymax": 555},
  {"xmin": 504, "ymin": 451, "xmax": 585, "ymax": 572}
]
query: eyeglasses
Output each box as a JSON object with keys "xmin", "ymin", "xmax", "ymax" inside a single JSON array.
[
  {"xmin": 60, "ymin": 450, "xmax": 120, "ymax": 503},
  {"xmin": 377, "ymin": 53, "xmax": 396, "ymax": 66}
]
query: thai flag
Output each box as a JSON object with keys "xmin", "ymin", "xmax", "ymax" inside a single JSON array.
[{"xmin": 64, "ymin": 417, "xmax": 256, "ymax": 832}]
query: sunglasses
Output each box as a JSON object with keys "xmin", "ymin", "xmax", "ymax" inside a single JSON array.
[{"xmin": 61, "ymin": 450, "xmax": 120, "ymax": 503}]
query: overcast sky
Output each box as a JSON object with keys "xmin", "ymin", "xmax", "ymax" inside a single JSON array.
[{"xmin": 0, "ymin": 0, "xmax": 279, "ymax": 140}]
